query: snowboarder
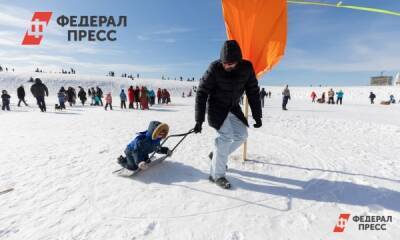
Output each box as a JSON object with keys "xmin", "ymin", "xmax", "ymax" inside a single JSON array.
[
  {"xmin": 310, "ymin": 91, "xmax": 317, "ymax": 103},
  {"xmin": 77, "ymin": 87, "xmax": 87, "ymax": 106},
  {"xmin": 327, "ymin": 88, "xmax": 335, "ymax": 104},
  {"xmin": 260, "ymin": 88, "xmax": 267, "ymax": 107},
  {"xmin": 17, "ymin": 85, "xmax": 28, "ymax": 107},
  {"xmin": 30, "ymin": 78, "xmax": 48, "ymax": 112},
  {"xmin": 282, "ymin": 85, "xmax": 291, "ymax": 110},
  {"xmin": 369, "ymin": 92, "xmax": 376, "ymax": 104},
  {"xmin": 194, "ymin": 40, "xmax": 262, "ymax": 189},
  {"xmin": 117, "ymin": 121, "xmax": 171, "ymax": 170},
  {"xmin": 1, "ymin": 90, "xmax": 11, "ymax": 111},
  {"xmin": 336, "ymin": 89, "xmax": 344, "ymax": 105},
  {"xmin": 120, "ymin": 89, "xmax": 127, "ymax": 109},
  {"xmin": 104, "ymin": 92, "xmax": 113, "ymax": 110}
]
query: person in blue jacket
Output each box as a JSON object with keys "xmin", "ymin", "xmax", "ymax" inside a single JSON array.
[
  {"xmin": 336, "ymin": 89, "xmax": 344, "ymax": 105},
  {"xmin": 120, "ymin": 89, "xmax": 127, "ymax": 109},
  {"xmin": 118, "ymin": 121, "xmax": 172, "ymax": 170}
]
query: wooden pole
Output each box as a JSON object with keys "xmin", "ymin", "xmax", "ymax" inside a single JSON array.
[{"xmin": 242, "ymin": 95, "xmax": 249, "ymax": 161}]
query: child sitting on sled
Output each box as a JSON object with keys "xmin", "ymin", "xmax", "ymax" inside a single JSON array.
[{"xmin": 118, "ymin": 121, "xmax": 172, "ymax": 170}]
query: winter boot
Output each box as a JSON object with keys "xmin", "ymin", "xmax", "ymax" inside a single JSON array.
[
  {"xmin": 117, "ymin": 155, "xmax": 127, "ymax": 165},
  {"xmin": 209, "ymin": 176, "xmax": 231, "ymax": 189}
]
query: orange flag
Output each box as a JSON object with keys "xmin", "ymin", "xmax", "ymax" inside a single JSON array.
[{"xmin": 222, "ymin": 0, "xmax": 287, "ymax": 77}]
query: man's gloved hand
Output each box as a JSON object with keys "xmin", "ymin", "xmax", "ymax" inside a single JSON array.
[
  {"xmin": 253, "ymin": 118, "xmax": 262, "ymax": 128},
  {"xmin": 194, "ymin": 122, "xmax": 202, "ymax": 133}
]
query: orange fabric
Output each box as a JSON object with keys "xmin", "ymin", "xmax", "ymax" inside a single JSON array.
[{"xmin": 222, "ymin": 0, "xmax": 287, "ymax": 78}]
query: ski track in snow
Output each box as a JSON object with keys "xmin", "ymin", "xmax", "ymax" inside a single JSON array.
[{"xmin": 1, "ymin": 73, "xmax": 400, "ymax": 239}]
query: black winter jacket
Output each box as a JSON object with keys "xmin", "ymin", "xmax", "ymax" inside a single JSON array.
[
  {"xmin": 30, "ymin": 81, "xmax": 48, "ymax": 98},
  {"xmin": 17, "ymin": 86, "xmax": 25, "ymax": 99},
  {"xmin": 195, "ymin": 60, "xmax": 262, "ymax": 130}
]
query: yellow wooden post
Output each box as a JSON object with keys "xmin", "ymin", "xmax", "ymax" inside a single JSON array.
[{"xmin": 242, "ymin": 95, "xmax": 249, "ymax": 161}]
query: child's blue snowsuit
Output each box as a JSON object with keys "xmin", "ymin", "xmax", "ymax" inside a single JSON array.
[{"xmin": 122, "ymin": 121, "xmax": 168, "ymax": 170}]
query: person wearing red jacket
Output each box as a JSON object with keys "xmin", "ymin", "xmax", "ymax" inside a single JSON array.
[
  {"xmin": 140, "ymin": 87, "xmax": 149, "ymax": 110},
  {"xmin": 157, "ymin": 88, "xmax": 162, "ymax": 104},
  {"xmin": 310, "ymin": 91, "xmax": 317, "ymax": 103},
  {"xmin": 128, "ymin": 86, "xmax": 135, "ymax": 109},
  {"xmin": 164, "ymin": 89, "xmax": 171, "ymax": 104}
]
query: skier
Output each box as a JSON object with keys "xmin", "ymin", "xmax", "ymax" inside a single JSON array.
[
  {"xmin": 260, "ymin": 88, "xmax": 267, "ymax": 107},
  {"xmin": 120, "ymin": 89, "xmax": 127, "ymax": 109},
  {"xmin": 336, "ymin": 89, "xmax": 344, "ymax": 105},
  {"xmin": 77, "ymin": 86, "xmax": 87, "ymax": 106},
  {"xmin": 30, "ymin": 78, "xmax": 48, "ymax": 112},
  {"xmin": 1, "ymin": 90, "xmax": 11, "ymax": 111},
  {"xmin": 128, "ymin": 86, "xmax": 135, "ymax": 109},
  {"xmin": 369, "ymin": 92, "xmax": 376, "ymax": 104},
  {"xmin": 117, "ymin": 121, "xmax": 172, "ymax": 170},
  {"xmin": 194, "ymin": 40, "xmax": 262, "ymax": 189},
  {"xmin": 104, "ymin": 92, "xmax": 113, "ymax": 110},
  {"xmin": 310, "ymin": 91, "xmax": 317, "ymax": 103},
  {"xmin": 327, "ymin": 88, "xmax": 335, "ymax": 104},
  {"xmin": 17, "ymin": 85, "xmax": 28, "ymax": 107},
  {"xmin": 282, "ymin": 85, "xmax": 291, "ymax": 110}
]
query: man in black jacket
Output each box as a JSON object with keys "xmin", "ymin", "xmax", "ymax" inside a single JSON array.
[
  {"xmin": 17, "ymin": 85, "xmax": 28, "ymax": 107},
  {"xmin": 194, "ymin": 40, "xmax": 262, "ymax": 189},
  {"xmin": 30, "ymin": 78, "xmax": 49, "ymax": 112}
]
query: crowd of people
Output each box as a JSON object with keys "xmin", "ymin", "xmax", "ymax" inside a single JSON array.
[
  {"xmin": 0, "ymin": 78, "xmax": 173, "ymax": 112},
  {"xmin": 310, "ymin": 88, "xmax": 344, "ymax": 105}
]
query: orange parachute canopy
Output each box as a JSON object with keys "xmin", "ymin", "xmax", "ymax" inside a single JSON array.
[{"xmin": 222, "ymin": 0, "xmax": 287, "ymax": 78}]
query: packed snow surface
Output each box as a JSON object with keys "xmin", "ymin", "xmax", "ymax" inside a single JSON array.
[{"xmin": 1, "ymin": 72, "xmax": 400, "ymax": 239}]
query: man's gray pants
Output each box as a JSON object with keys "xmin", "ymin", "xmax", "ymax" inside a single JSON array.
[{"xmin": 211, "ymin": 113, "xmax": 248, "ymax": 179}]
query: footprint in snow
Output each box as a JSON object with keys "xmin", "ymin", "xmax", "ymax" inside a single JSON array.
[
  {"xmin": 225, "ymin": 231, "xmax": 244, "ymax": 240},
  {"xmin": 143, "ymin": 222, "xmax": 157, "ymax": 236}
]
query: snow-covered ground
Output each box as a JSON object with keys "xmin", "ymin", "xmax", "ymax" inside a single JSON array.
[{"xmin": 1, "ymin": 72, "xmax": 400, "ymax": 240}]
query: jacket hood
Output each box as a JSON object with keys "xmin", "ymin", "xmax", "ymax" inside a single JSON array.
[
  {"xmin": 146, "ymin": 121, "xmax": 169, "ymax": 140},
  {"xmin": 35, "ymin": 78, "xmax": 42, "ymax": 84},
  {"xmin": 220, "ymin": 40, "xmax": 242, "ymax": 63}
]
